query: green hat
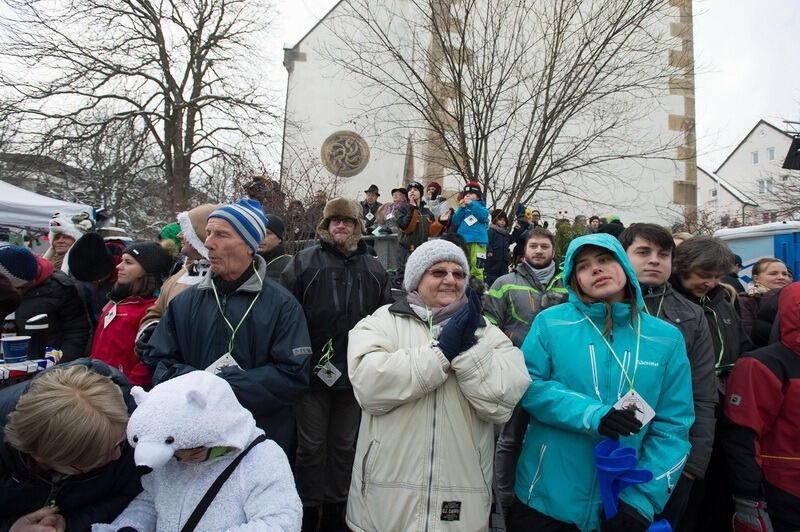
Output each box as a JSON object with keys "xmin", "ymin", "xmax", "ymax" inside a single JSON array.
[{"xmin": 159, "ymin": 222, "xmax": 182, "ymax": 249}]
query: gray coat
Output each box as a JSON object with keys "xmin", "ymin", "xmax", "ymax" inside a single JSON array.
[
  {"xmin": 483, "ymin": 262, "xmax": 567, "ymax": 347},
  {"xmin": 641, "ymin": 282, "xmax": 717, "ymax": 478}
]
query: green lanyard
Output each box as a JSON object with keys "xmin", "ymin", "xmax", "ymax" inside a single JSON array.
[
  {"xmin": 643, "ymin": 287, "xmax": 666, "ymax": 319},
  {"xmin": 582, "ymin": 310, "xmax": 642, "ymax": 393},
  {"xmin": 211, "ymin": 263, "xmax": 263, "ymax": 357},
  {"xmin": 701, "ymin": 296, "xmax": 727, "ymax": 370},
  {"xmin": 314, "ymin": 339, "xmax": 335, "ymax": 373}
]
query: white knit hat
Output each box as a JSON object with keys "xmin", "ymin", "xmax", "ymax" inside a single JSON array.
[{"xmin": 403, "ymin": 239, "xmax": 470, "ymax": 292}]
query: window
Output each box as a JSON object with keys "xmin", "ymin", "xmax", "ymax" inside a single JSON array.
[
  {"xmin": 711, "ymin": 188, "xmax": 717, "ymax": 197},
  {"xmin": 767, "ymin": 147, "xmax": 776, "ymax": 161},
  {"xmin": 752, "ymin": 151, "xmax": 759, "ymax": 164},
  {"xmin": 757, "ymin": 179, "xmax": 773, "ymax": 195},
  {"xmin": 762, "ymin": 212, "xmax": 771, "ymax": 223}
]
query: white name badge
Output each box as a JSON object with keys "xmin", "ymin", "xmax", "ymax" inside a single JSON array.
[
  {"xmin": 104, "ymin": 304, "xmax": 117, "ymax": 328},
  {"xmin": 206, "ymin": 353, "xmax": 241, "ymax": 374},
  {"xmin": 316, "ymin": 362, "xmax": 342, "ymax": 387},
  {"xmin": 465, "ymin": 215, "xmax": 478, "ymax": 226},
  {"xmin": 386, "ymin": 212, "xmax": 394, "ymax": 220},
  {"xmin": 613, "ymin": 390, "xmax": 655, "ymax": 427},
  {"xmin": 365, "ymin": 212, "xmax": 375, "ymax": 221}
]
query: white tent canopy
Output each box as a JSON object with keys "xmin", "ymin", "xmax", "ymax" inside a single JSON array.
[{"xmin": 0, "ymin": 180, "xmax": 94, "ymax": 231}]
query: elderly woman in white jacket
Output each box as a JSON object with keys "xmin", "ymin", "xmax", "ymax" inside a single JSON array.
[{"xmin": 346, "ymin": 239, "xmax": 531, "ymax": 532}]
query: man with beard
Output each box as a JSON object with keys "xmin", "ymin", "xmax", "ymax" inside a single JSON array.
[
  {"xmin": 619, "ymin": 223, "xmax": 717, "ymax": 529},
  {"xmin": 483, "ymin": 226, "xmax": 568, "ymax": 519},
  {"xmin": 281, "ymin": 198, "xmax": 391, "ymax": 531}
]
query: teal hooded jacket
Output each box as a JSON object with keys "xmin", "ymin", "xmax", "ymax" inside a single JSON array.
[{"xmin": 513, "ymin": 233, "xmax": 694, "ymax": 531}]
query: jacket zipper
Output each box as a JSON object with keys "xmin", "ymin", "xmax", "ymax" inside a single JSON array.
[
  {"xmin": 589, "ymin": 344, "xmax": 601, "ymax": 401},
  {"xmin": 655, "ymin": 454, "xmax": 688, "ymax": 493},
  {"xmin": 526, "ymin": 444, "xmax": 547, "ymax": 504},
  {"xmin": 423, "ymin": 389, "xmax": 438, "ymax": 532},
  {"xmin": 361, "ymin": 441, "xmax": 375, "ymax": 496}
]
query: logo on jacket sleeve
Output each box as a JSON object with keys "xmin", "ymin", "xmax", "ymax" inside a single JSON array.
[
  {"xmin": 730, "ymin": 394, "xmax": 741, "ymax": 406},
  {"xmin": 441, "ymin": 501, "xmax": 461, "ymax": 521}
]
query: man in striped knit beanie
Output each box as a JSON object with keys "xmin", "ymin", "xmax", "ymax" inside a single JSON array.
[{"xmin": 140, "ymin": 198, "xmax": 313, "ymax": 456}]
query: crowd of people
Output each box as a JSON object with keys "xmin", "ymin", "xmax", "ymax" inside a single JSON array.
[{"xmin": 0, "ymin": 180, "xmax": 796, "ymax": 532}]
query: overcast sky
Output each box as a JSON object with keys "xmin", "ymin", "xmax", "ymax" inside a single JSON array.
[{"xmin": 272, "ymin": 0, "xmax": 800, "ymax": 171}]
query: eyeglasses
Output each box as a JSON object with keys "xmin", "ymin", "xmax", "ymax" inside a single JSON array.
[
  {"xmin": 426, "ymin": 268, "xmax": 467, "ymax": 281},
  {"xmin": 329, "ymin": 216, "xmax": 355, "ymax": 226}
]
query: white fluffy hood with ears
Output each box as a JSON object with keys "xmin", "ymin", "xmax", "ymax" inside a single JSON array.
[{"xmin": 127, "ymin": 371, "xmax": 258, "ymax": 469}]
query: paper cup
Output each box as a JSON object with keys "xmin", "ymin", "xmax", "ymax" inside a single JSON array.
[{"xmin": 1, "ymin": 336, "xmax": 31, "ymax": 363}]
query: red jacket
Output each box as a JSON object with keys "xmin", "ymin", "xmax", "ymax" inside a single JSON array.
[
  {"xmin": 91, "ymin": 296, "xmax": 156, "ymax": 388},
  {"xmin": 722, "ymin": 282, "xmax": 800, "ymax": 527}
]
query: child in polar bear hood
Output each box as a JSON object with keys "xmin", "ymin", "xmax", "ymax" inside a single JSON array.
[{"xmin": 93, "ymin": 371, "xmax": 302, "ymax": 531}]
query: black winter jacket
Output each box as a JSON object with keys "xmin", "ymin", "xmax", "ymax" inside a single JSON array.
[
  {"xmin": 281, "ymin": 238, "xmax": 392, "ymax": 390},
  {"xmin": 485, "ymin": 224, "xmax": 511, "ymax": 286},
  {"xmin": 0, "ymin": 359, "xmax": 141, "ymax": 530},
  {"xmin": 672, "ymin": 281, "xmax": 752, "ymax": 391},
  {"xmin": 361, "ymin": 200, "xmax": 382, "ymax": 230},
  {"xmin": 15, "ymin": 271, "xmax": 92, "ymax": 362},
  {"xmin": 641, "ymin": 283, "xmax": 718, "ymax": 478},
  {"xmin": 143, "ymin": 255, "xmax": 313, "ymax": 454}
]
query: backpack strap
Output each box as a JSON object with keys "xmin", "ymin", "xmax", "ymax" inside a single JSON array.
[{"xmin": 179, "ymin": 434, "xmax": 267, "ymax": 532}]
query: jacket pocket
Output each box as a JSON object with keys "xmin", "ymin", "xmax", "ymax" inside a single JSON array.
[
  {"xmin": 361, "ymin": 440, "xmax": 379, "ymax": 496},
  {"xmin": 526, "ymin": 443, "xmax": 547, "ymax": 504}
]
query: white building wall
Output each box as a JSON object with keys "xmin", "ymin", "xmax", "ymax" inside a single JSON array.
[{"xmin": 282, "ymin": 1, "xmax": 690, "ymax": 225}]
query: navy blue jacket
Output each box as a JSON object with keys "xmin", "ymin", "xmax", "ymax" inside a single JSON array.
[{"xmin": 143, "ymin": 255, "xmax": 312, "ymax": 454}]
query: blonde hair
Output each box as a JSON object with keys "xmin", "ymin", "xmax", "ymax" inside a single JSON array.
[
  {"xmin": 752, "ymin": 257, "xmax": 785, "ymax": 277},
  {"xmin": 5, "ymin": 365, "xmax": 129, "ymax": 470}
]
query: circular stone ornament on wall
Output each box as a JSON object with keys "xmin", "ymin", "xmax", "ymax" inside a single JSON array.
[{"xmin": 321, "ymin": 131, "xmax": 370, "ymax": 177}]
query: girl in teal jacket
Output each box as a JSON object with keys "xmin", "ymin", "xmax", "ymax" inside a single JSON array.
[{"xmin": 511, "ymin": 233, "xmax": 694, "ymax": 531}]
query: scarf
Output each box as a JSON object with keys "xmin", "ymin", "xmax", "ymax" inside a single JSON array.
[
  {"xmin": 406, "ymin": 291, "xmax": 468, "ymax": 340},
  {"xmin": 524, "ymin": 260, "xmax": 556, "ymax": 288}
]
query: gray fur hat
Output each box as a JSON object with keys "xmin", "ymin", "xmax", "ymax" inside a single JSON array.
[{"xmin": 403, "ymin": 239, "xmax": 470, "ymax": 293}]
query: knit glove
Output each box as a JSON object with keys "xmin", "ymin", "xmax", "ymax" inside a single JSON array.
[
  {"xmin": 732, "ymin": 497, "xmax": 774, "ymax": 532},
  {"xmin": 437, "ymin": 288, "xmax": 482, "ymax": 361},
  {"xmin": 597, "ymin": 408, "xmax": 643, "ymax": 440},
  {"xmin": 600, "ymin": 501, "xmax": 650, "ymax": 532}
]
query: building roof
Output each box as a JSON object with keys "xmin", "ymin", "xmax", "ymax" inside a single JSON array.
[
  {"xmin": 697, "ymin": 165, "xmax": 758, "ymax": 207},
  {"xmin": 714, "ymin": 119, "xmax": 794, "ymax": 174},
  {"xmin": 283, "ymin": 1, "xmax": 344, "ymax": 52}
]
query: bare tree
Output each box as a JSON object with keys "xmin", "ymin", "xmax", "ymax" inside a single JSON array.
[
  {"xmin": 322, "ymin": 0, "xmax": 684, "ymax": 216},
  {"xmin": 0, "ymin": 0, "xmax": 280, "ymax": 216}
]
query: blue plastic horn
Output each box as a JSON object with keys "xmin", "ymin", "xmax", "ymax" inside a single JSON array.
[{"xmin": 593, "ymin": 439, "xmax": 672, "ymax": 532}]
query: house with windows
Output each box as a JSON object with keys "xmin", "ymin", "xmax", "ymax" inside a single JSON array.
[{"xmin": 697, "ymin": 119, "xmax": 799, "ymax": 227}]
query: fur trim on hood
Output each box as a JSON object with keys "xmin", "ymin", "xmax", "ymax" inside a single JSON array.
[
  {"xmin": 176, "ymin": 203, "xmax": 221, "ymax": 260},
  {"xmin": 316, "ymin": 197, "xmax": 364, "ymax": 253}
]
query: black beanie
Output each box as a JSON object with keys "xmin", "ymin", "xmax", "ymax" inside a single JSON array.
[
  {"xmin": 265, "ymin": 214, "xmax": 285, "ymax": 241},
  {"xmin": 122, "ymin": 242, "xmax": 173, "ymax": 278}
]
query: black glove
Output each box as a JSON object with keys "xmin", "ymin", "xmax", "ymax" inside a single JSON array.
[
  {"xmin": 437, "ymin": 287, "xmax": 482, "ymax": 361},
  {"xmin": 601, "ymin": 501, "xmax": 650, "ymax": 532},
  {"xmin": 598, "ymin": 408, "xmax": 643, "ymax": 440}
]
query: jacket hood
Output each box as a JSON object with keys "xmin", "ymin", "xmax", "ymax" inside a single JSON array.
[
  {"xmin": 562, "ymin": 233, "xmax": 643, "ymax": 309},
  {"xmin": 489, "ymin": 223, "xmax": 509, "ymax": 235},
  {"xmin": 31, "ymin": 255, "xmax": 55, "ymax": 288},
  {"xmin": 126, "ymin": 371, "xmax": 259, "ymax": 469},
  {"xmin": 779, "ymin": 281, "xmax": 800, "ymax": 354}
]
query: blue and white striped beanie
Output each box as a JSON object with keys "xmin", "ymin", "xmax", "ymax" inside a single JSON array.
[{"xmin": 207, "ymin": 199, "xmax": 268, "ymax": 254}]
